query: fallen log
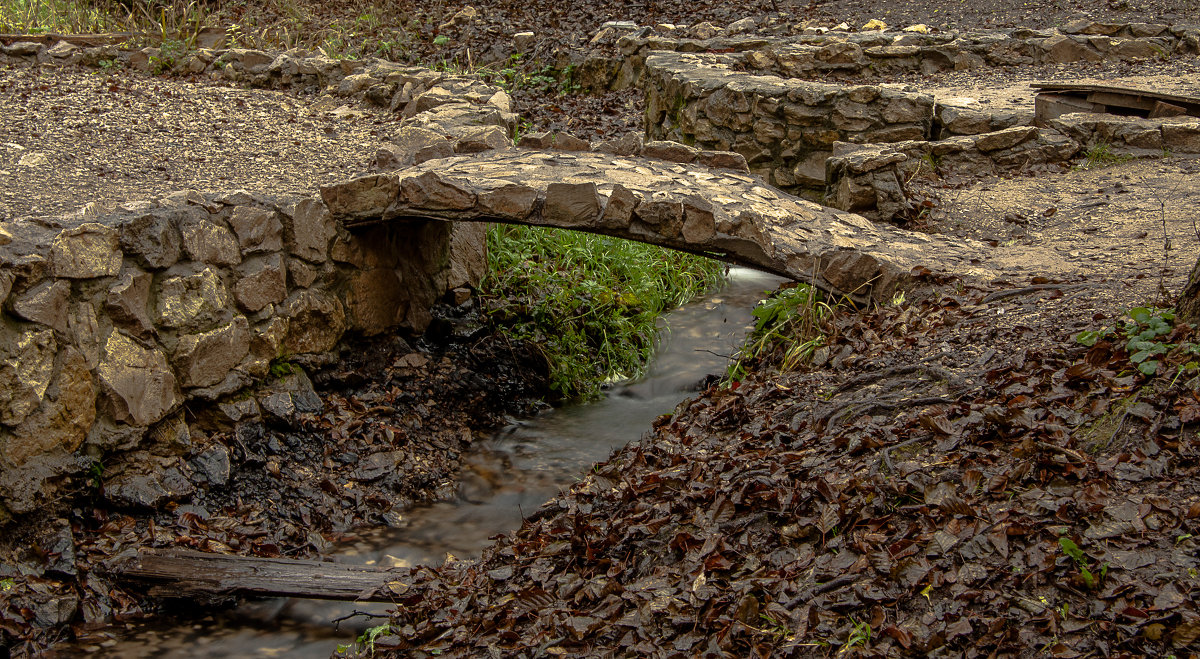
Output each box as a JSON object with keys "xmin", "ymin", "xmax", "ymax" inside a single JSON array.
[{"xmin": 107, "ymin": 548, "xmax": 410, "ymax": 602}]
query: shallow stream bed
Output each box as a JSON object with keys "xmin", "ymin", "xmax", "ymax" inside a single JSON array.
[{"xmin": 85, "ymin": 267, "xmax": 784, "ymax": 658}]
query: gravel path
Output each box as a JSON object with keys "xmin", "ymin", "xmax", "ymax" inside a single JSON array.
[{"xmin": 0, "ymin": 65, "xmax": 391, "ymax": 219}]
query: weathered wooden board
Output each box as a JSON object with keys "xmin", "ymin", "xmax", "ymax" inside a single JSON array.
[
  {"xmin": 108, "ymin": 548, "xmax": 410, "ymax": 602},
  {"xmin": 0, "ymin": 32, "xmax": 143, "ymax": 46},
  {"xmin": 1032, "ymin": 82, "xmax": 1200, "ymax": 124}
]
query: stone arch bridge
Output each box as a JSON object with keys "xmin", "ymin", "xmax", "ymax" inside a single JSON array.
[{"xmin": 321, "ymin": 149, "xmax": 1015, "ymax": 304}]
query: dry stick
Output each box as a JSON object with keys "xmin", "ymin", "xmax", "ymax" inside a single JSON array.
[
  {"xmin": 833, "ymin": 352, "xmax": 954, "ymax": 393},
  {"xmin": 876, "ymin": 437, "xmax": 925, "ymax": 475},
  {"xmin": 1035, "ymin": 441, "xmax": 1089, "ymax": 464},
  {"xmin": 980, "ymin": 283, "xmax": 1088, "ymax": 304},
  {"xmin": 824, "ymin": 394, "xmax": 959, "ymax": 428}
]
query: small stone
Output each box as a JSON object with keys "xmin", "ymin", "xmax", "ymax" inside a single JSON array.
[
  {"xmin": 17, "ymin": 152, "xmax": 49, "ymax": 167},
  {"xmin": 513, "ymin": 32, "xmax": 535, "ymax": 51},
  {"xmin": 191, "ymin": 445, "xmax": 231, "ymax": 485}
]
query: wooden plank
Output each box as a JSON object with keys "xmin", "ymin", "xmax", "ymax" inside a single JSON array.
[
  {"xmin": 1034, "ymin": 93, "xmax": 1104, "ymax": 125},
  {"xmin": 1087, "ymin": 91, "xmax": 1156, "ymax": 111},
  {"xmin": 1031, "ymin": 82, "xmax": 1200, "ymax": 115},
  {"xmin": 108, "ymin": 548, "xmax": 410, "ymax": 602},
  {"xmin": 0, "ymin": 32, "xmax": 143, "ymax": 46}
]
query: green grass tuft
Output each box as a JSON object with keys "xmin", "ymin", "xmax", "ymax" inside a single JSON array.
[{"xmin": 480, "ymin": 225, "xmax": 726, "ymax": 401}]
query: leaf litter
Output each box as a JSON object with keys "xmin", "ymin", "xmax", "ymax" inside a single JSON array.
[{"xmin": 368, "ymin": 284, "xmax": 1200, "ymax": 658}]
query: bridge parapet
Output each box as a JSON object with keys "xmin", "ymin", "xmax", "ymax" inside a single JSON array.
[{"xmin": 322, "ymin": 150, "xmax": 1006, "ymax": 304}]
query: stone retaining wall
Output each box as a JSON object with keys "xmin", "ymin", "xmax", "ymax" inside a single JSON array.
[
  {"xmin": 0, "ymin": 42, "xmax": 523, "ymax": 519},
  {"xmin": 578, "ymin": 20, "xmax": 1200, "ymax": 92},
  {"xmin": 0, "ymin": 183, "xmax": 487, "ymax": 513},
  {"xmin": 0, "ymin": 40, "xmax": 518, "ymax": 135},
  {"xmin": 644, "ymin": 51, "xmax": 936, "ymax": 195},
  {"xmin": 0, "ymin": 188, "xmax": 485, "ymax": 517},
  {"xmin": 825, "ymin": 114, "xmax": 1200, "ymax": 221}
]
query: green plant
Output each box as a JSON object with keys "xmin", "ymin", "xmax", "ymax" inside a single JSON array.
[
  {"xmin": 1058, "ymin": 534, "xmax": 1107, "ymax": 590},
  {"xmin": 840, "ymin": 617, "xmax": 872, "ymax": 653},
  {"xmin": 336, "ymin": 623, "xmax": 393, "ymax": 656},
  {"xmin": 725, "ymin": 284, "xmax": 831, "ymax": 383},
  {"xmin": 148, "ymin": 37, "xmax": 186, "ymax": 74},
  {"xmin": 87, "ymin": 459, "xmax": 104, "ymax": 489},
  {"xmin": 269, "ymin": 357, "xmax": 300, "ymax": 379},
  {"xmin": 1075, "ymin": 306, "xmax": 1198, "ymax": 377},
  {"xmin": 0, "ymin": 577, "xmax": 13, "ymax": 592},
  {"xmin": 432, "ymin": 34, "xmax": 449, "ymax": 46},
  {"xmin": 1076, "ymin": 142, "xmax": 1133, "ymax": 170},
  {"xmin": 481, "ymin": 225, "xmax": 725, "ymax": 400}
]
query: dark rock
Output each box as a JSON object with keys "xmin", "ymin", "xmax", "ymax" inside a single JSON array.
[{"xmin": 191, "ymin": 446, "xmax": 231, "ymax": 486}]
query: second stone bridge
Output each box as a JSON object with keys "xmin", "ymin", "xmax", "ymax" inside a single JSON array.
[{"xmin": 320, "ymin": 149, "xmax": 1021, "ymax": 304}]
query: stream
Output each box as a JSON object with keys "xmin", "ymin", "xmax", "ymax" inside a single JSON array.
[{"xmin": 89, "ymin": 267, "xmax": 784, "ymax": 658}]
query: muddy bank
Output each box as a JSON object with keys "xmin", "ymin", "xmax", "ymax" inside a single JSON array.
[{"xmin": 0, "ymin": 300, "xmax": 550, "ymax": 655}]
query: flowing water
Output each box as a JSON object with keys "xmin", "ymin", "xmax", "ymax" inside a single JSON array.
[{"xmin": 89, "ymin": 267, "xmax": 784, "ymax": 658}]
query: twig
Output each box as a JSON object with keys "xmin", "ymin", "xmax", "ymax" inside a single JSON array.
[
  {"xmin": 980, "ymin": 284, "xmax": 1087, "ymax": 304},
  {"xmin": 332, "ymin": 609, "xmax": 393, "ymax": 630},
  {"xmin": 1035, "ymin": 441, "xmax": 1089, "ymax": 464},
  {"xmin": 833, "ymin": 352, "xmax": 953, "ymax": 393},
  {"xmin": 876, "ymin": 437, "xmax": 924, "ymax": 474}
]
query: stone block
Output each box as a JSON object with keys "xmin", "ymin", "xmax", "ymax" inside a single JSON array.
[
  {"xmin": 599, "ymin": 184, "xmax": 639, "ymax": 230},
  {"xmin": 173, "ymin": 316, "xmax": 251, "ymax": 388},
  {"xmin": 282, "ymin": 290, "xmax": 345, "ymax": 354},
  {"xmin": 0, "ymin": 327, "xmax": 56, "ymax": 427},
  {"xmin": 154, "ymin": 267, "xmax": 231, "ymax": 331},
  {"xmin": 975, "ymin": 126, "xmax": 1038, "ymax": 152},
  {"xmin": 642, "ymin": 140, "xmax": 700, "ymax": 163},
  {"xmin": 478, "ymin": 184, "xmax": 540, "ymax": 220},
  {"xmin": 282, "ymin": 198, "xmax": 334, "ymax": 263},
  {"xmin": 51, "ymin": 223, "xmax": 122, "ymax": 279},
  {"xmin": 454, "ymin": 125, "xmax": 511, "ymax": 153},
  {"xmin": 234, "ymin": 253, "xmax": 287, "ymax": 312},
  {"xmin": 179, "ymin": 215, "xmax": 241, "ymax": 265},
  {"xmin": 397, "ymin": 172, "xmax": 477, "ymax": 211},
  {"xmin": 1, "ymin": 347, "xmax": 95, "ymax": 467},
  {"xmin": 105, "ymin": 269, "xmax": 155, "ymax": 340},
  {"xmin": 544, "ymin": 182, "xmax": 601, "ymax": 227},
  {"xmin": 228, "ymin": 206, "xmax": 284, "ymax": 254},
  {"xmin": 120, "ymin": 212, "xmax": 182, "ymax": 270},
  {"xmin": 319, "ymin": 174, "xmax": 400, "ymax": 220},
  {"xmin": 12, "ymin": 280, "xmax": 70, "ymax": 333},
  {"xmin": 96, "ymin": 331, "xmax": 179, "ymax": 427},
  {"xmin": 1162, "ymin": 122, "xmax": 1200, "ymax": 153}
]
